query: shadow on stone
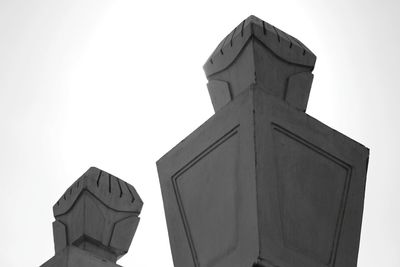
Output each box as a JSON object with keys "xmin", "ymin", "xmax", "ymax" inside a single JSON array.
[
  {"xmin": 41, "ymin": 167, "xmax": 143, "ymax": 267},
  {"xmin": 157, "ymin": 15, "xmax": 369, "ymax": 267}
]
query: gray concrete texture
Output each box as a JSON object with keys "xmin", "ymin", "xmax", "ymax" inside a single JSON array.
[
  {"xmin": 1, "ymin": 1, "xmax": 398, "ymax": 266},
  {"xmin": 41, "ymin": 167, "xmax": 143, "ymax": 267},
  {"xmin": 157, "ymin": 16, "xmax": 369, "ymax": 267}
]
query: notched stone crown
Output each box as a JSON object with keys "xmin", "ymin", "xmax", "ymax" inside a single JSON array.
[
  {"xmin": 204, "ymin": 15, "xmax": 317, "ymax": 113},
  {"xmin": 54, "ymin": 167, "xmax": 142, "ymax": 215},
  {"xmin": 52, "ymin": 167, "xmax": 143, "ymax": 263},
  {"xmin": 204, "ymin": 15, "xmax": 316, "ymax": 76}
]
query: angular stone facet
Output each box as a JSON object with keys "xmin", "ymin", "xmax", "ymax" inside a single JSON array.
[
  {"xmin": 41, "ymin": 167, "xmax": 143, "ymax": 267},
  {"xmin": 157, "ymin": 86, "xmax": 369, "ymax": 267},
  {"xmin": 204, "ymin": 15, "xmax": 316, "ymax": 112}
]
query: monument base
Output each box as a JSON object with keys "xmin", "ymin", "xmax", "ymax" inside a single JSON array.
[{"xmin": 41, "ymin": 246, "xmax": 121, "ymax": 267}]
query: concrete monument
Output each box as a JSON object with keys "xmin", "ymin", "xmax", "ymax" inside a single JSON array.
[
  {"xmin": 157, "ymin": 15, "xmax": 369, "ymax": 267},
  {"xmin": 41, "ymin": 167, "xmax": 143, "ymax": 267}
]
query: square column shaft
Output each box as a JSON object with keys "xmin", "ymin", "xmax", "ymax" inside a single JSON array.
[{"xmin": 157, "ymin": 86, "xmax": 369, "ymax": 267}]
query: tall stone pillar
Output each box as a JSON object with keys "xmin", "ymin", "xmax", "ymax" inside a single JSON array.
[
  {"xmin": 157, "ymin": 15, "xmax": 369, "ymax": 267},
  {"xmin": 41, "ymin": 167, "xmax": 143, "ymax": 267}
]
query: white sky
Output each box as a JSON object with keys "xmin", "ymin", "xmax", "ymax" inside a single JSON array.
[{"xmin": 0, "ymin": 0, "xmax": 399, "ymax": 266}]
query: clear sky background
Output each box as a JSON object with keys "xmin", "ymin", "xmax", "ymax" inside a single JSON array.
[{"xmin": 0, "ymin": 0, "xmax": 399, "ymax": 266}]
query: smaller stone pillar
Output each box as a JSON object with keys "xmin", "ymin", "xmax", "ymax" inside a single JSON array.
[{"xmin": 41, "ymin": 167, "xmax": 143, "ymax": 267}]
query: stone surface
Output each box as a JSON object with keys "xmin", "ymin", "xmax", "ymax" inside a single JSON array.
[
  {"xmin": 157, "ymin": 86, "xmax": 369, "ymax": 267},
  {"xmin": 41, "ymin": 167, "xmax": 143, "ymax": 266},
  {"xmin": 204, "ymin": 15, "xmax": 316, "ymax": 112},
  {"xmin": 207, "ymin": 80, "xmax": 232, "ymax": 112},
  {"xmin": 41, "ymin": 246, "xmax": 121, "ymax": 267}
]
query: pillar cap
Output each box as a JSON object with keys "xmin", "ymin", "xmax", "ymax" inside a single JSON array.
[{"xmin": 203, "ymin": 15, "xmax": 316, "ymax": 77}]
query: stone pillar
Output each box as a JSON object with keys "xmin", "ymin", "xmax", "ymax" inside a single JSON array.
[
  {"xmin": 157, "ymin": 15, "xmax": 369, "ymax": 267},
  {"xmin": 41, "ymin": 167, "xmax": 143, "ymax": 267}
]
